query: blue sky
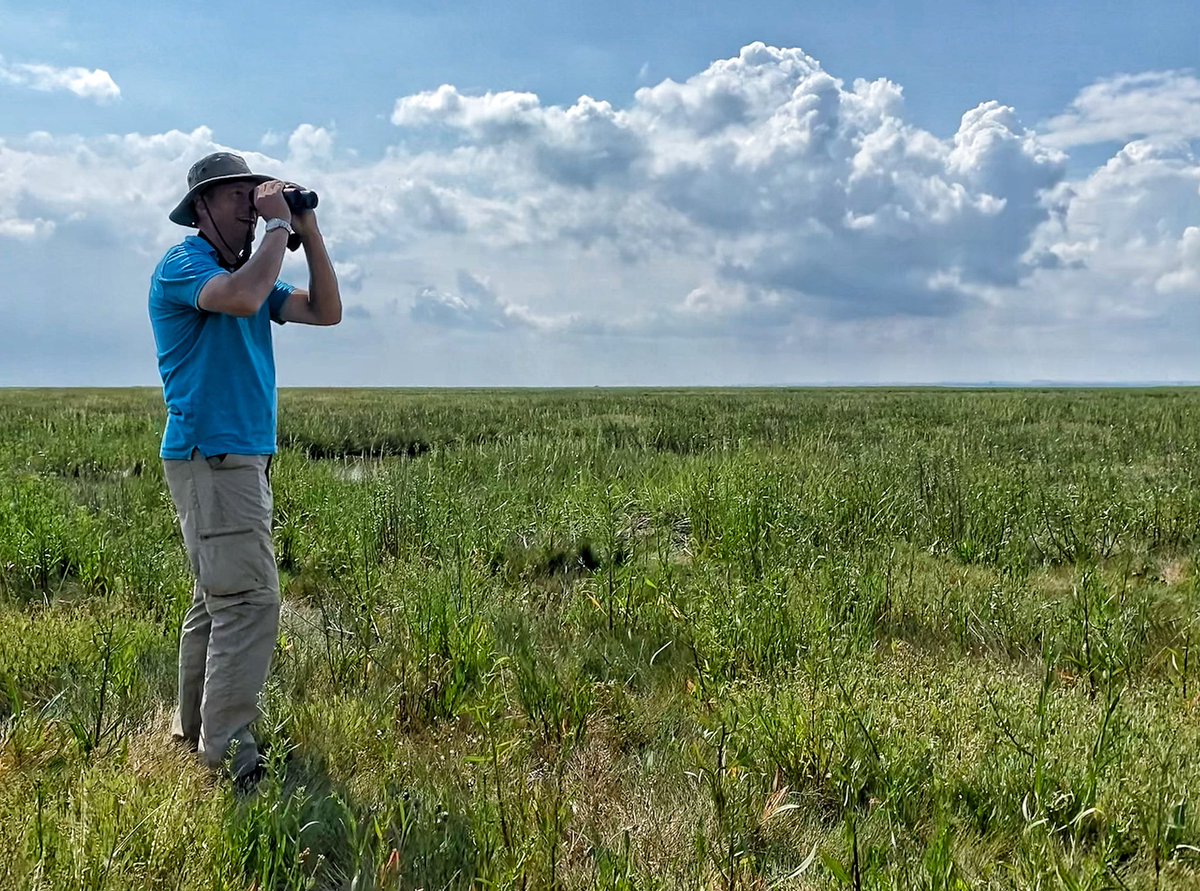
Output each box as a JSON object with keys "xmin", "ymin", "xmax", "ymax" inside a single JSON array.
[{"xmin": 2, "ymin": 1, "xmax": 1200, "ymax": 384}]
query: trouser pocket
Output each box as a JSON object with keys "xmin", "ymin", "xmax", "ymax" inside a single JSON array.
[
  {"xmin": 193, "ymin": 455, "xmax": 277, "ymax": 600},
  {"xmin": 198, "ymin": 527, "xmax": 275, "ymax": 597}
]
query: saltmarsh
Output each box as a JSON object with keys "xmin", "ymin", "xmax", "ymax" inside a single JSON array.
[{"xmin": 1, "ymin": 387, "xmax": 1199, "ymax": 890}]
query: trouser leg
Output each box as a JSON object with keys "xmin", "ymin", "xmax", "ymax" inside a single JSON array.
[
  {"xmin": 171, "ymin": 580, "xmax": 209, "ymax": 744},
  {"xmin": 199, "ymin": 598, "xmax": 281, "ymax": 778},
  {"xmin": 164, "ymin": 452, "xmax": 280, "ymax": 779}
]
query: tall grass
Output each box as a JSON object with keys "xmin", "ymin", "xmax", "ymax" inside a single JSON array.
[{"xmin": 1, "ymin": 387, "xmax": 1199, "ymax": 888}]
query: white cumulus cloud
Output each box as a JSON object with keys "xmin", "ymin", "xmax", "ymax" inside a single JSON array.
[
  {"xmin": 0, "ymin": 54, "xmax": 120, "ymax": 103},
  {"xmin": 287, "ymin": 124, "xmax": 335, "ymax": 166},
  {"xmin": 0, "ymin": 217, "xmax": 55, "ymax": 240},
  {"xmin": 1156, "ymin": 226, "xmax": 1200, "ymax": 294},
  {"xmin": 388, "ymin": 43, "xmax": 1068, "ymax": 324},
  {"xmin": 411, "ymin": 271, "xmax": 558, "ymax": 332},
  {"xmin": 393, "ymin": 85, "xmax": 543, "ymax": 139},
  {"xmin": 1043, "ymin": 70, "xmax": 1200, "ymax": 148}
]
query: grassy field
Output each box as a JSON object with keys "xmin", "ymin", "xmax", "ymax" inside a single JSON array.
[{"xmin": 2, "ymin": 387, "xmax": 1200, "ymax": 890}]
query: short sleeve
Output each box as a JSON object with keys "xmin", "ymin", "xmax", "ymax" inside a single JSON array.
[
  {"xmin": 268, "ymin": 279, "xmax": 296, "ymax": 325},
  {"xmin": 156, "ymin": 243, "xmax": 226, "ymax": 311}
]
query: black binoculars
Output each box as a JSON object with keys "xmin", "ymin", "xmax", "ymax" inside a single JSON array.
[{"xmin": 284, "ymin": 188, "xmax": 319, "ymax": 213}]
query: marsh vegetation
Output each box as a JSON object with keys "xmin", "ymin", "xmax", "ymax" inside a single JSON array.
[{"xmin": 2, "ymin": 387, "xmax": 1199, "ymax": 889}]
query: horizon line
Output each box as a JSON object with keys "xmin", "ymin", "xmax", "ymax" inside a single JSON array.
[{"xmin": 4, "ymin": 381, "xmax": 1200, "ymax": 391}]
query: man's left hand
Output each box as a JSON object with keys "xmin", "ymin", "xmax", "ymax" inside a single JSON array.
[{"xmin": 291, "ymin": 207, "xmax": 319, "ymax": 241}]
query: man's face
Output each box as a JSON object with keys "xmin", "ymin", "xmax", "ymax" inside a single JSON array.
[{"xmin": 196, "ymin": 180, "xmax": 257, "ymax": 242}]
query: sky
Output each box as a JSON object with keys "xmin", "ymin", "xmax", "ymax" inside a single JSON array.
[{"xmin": 2, "ymin": 0, "xmax": 1199, "ymax": 386}]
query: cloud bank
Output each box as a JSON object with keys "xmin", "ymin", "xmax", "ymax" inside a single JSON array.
[
  {"xmin": 2, "ymin": 44, "xmax": 1199, "ymax": 385},
  {"xmin": 389, "ymin": 45, "xmax": 1067, "ymax": 328}
]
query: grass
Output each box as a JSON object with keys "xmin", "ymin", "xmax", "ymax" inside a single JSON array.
[{"xmin": 1, "ymin": 387, "xmax": 1200, "ymax": 889}]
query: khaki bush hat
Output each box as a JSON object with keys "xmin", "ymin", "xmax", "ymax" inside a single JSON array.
[{"xmin": 169, "ymin": 152, "xmax": 274, "ymax": 227}]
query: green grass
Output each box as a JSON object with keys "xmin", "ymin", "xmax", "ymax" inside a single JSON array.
[{"xmin": 2, "ymin": 387, "xmax": 1200, "ymax": 889}]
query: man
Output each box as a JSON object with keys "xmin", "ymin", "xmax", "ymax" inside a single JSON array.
[{"xmin": 148, "ymin": 151, "xmax": 341, "ymax": 784}]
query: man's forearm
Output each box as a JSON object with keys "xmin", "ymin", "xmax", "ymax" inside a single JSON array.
[
  {"xmin": 229, "ymin": 228, "xmax": 289, "ymax": 310},
  {"xmin": 301, "ymin": 228, "xmax": 342, "ymax": 325}
]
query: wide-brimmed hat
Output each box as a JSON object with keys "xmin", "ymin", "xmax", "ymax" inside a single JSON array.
[{"xmin": 169, "ymin": 152, "xmax": 274, "ymax": 227}]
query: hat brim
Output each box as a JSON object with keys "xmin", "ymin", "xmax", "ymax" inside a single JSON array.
[{"xmin": 168, "ymin": 173, "xmax": 275, "ymax": 227}]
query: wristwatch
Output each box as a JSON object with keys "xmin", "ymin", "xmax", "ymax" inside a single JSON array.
[{"xmin": 264, "ymin": 217, "xmax": 294, "ymax": 236}]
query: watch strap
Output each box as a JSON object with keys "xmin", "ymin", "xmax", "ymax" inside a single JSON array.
[{"xmin": 264, "ymin": 217, "xmax": 293, "ymax": 235}]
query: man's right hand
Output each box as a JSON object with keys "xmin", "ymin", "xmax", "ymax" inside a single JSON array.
[
  {"xmin": 253, "ymin": 181, "xmax": 292, "ymax": 223},
  {"xmin": 198, "ymin": 181, "xmax": 292, "ymax": 318}
]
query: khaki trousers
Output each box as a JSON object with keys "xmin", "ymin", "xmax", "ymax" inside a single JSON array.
[{"xmin": 163, "ymin": 451, "xmax": 280, "ymax": 780}]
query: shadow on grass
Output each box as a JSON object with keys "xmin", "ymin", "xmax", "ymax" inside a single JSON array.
[{"xmin": 224, "ymin": 736, "xmax": 481, "ymax": 891}]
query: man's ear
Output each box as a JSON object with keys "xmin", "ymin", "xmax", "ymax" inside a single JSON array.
[{"xmin": 192, "ymin": 191, "xmax": 210, "ymax": 227}]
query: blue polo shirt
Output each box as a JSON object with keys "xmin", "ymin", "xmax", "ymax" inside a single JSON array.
[{"xmin": 148, "ymin": 235, "xmax": 294, "ymax": 460}]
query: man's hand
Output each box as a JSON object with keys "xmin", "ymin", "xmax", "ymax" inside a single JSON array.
[
  {"xmin": 290, "ymin": 206, "xmax": 319, "ymax": 240},
  {"xmin": 253, "ymin": 181, "xmax": 292, "ymax": 222},
  {"xmin": 277, "ymin": 197, "xmax": 341, "ymax": 326}
]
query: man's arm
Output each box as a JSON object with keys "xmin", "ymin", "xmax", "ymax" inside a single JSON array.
[
  {"xmin": 196, "ymin": 228, "xmax": 290, "ymax": 317},
  {"xmin": 198, "ymin": 182, "xmax": 292, "ymax": 317},
  {"xmin": 279, "ymin": 213, "xmax": 342, "ymax": 326}
]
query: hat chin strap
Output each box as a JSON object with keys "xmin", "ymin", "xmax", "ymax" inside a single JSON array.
[{"xmin": 199, "ymin": 194, "xmax": 253, "ymax": 271}]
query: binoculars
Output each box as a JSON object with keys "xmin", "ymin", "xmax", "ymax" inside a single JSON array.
[{"xmin": 284, "ymin": 188, "xmax": 319, "ymax": 213}]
